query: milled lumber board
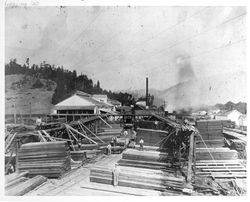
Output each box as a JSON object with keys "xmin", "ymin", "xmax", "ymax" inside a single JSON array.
[
  {"xmin": 197, "ymin": 168, "xmax": 246, "ymax": 172},
  {"xmin": 196, "ymin": 166, "xmax": 244, "ymax": 170},
  {"xmin": 118, "ymin": 175, "xmax": 184, "ymax": 187},
  {"xmin": 223, "ymin": 130, "xmax": 247, "ymax": 142},
  {"xmin": 5, "ymin": 171, "xmax": 29, "ymax": 184},
  {"xmin": 80, "ymin": 185, "xmax": 145, "ymax": 196},
  {"xmin": 118, "ymin": 162, "xmax": 174, "ymax": 171},
  {"xmin": 5, "ymin": 177, "xmax": 28, "ymax": 189},
  {"xmin": 118, "ymin": 158, "xmax": 172, "ymax": 167},
  {"xmin": 6, "ymin": 175, "xmax": 47, "ymax": 196},
  {"xmin": 195, "ymin": 159, "xmax": 242, "ymax": 163},
  {"xmin": 119, "ymin": 179, "xmax": 183, "ymax": 192},
  {"xmin": 196, "ymin": 172, "xmax": 246, "ymax": 176},
  {"xmin": 195, "ymin": 162, "xmax": 242, "ymax": 166},
  {"xmin": 196, "ymin": 174, "xmax": 246, "ymax": 179}
]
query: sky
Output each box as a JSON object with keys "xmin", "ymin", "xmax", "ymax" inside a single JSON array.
[{"xmin": 5, "ymin": 6, "xmax": 246, "ymax": 91}]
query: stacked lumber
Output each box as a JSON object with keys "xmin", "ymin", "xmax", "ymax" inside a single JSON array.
[
  {"xmin": 196, "ymin": 139, "xmax": 225, "ymax": 148},
  {"xmin": 118, "ymin": 159, "xmax": 174, "ymax": 171},
  {"xmin": 196, "ymin": 120, "xmax": 224, "ymax": 148},
  {"xmin": 136, "ymin": 128, "xmax": 169, "ymax": 146},
  {"xmin": 122, "ymin": 149, "xmax": 170, "ymax": 163},
  {"xmin": 196, "ymin": 148, "xmax": 238, "ymax": 160},
  {"xmin": 195, "ymin": 160, "xmax": 246, "ymax": 179},
  {"xmin": 90, "ymin": 166, "xmax": 186, "ymax": 193},
  {"xmin": 5, "ymin": 175, "xmax": 47, "ymax": 196},
  {"xmin": 17, "ymin": 141, "xmax": 71, "ymax": 178}
]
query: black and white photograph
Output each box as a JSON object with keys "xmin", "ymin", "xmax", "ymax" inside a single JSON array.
[{"xmin": 1, "ymin": 0, "xmax": 248, "ymax": 198}]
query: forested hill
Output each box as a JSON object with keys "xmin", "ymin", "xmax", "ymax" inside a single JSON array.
[{"xmin": 5, "ymin": 59, "xmax": 135, "ymax": 106}]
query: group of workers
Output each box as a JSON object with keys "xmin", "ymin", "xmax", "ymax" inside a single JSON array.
[{"xmin": 106, "ymin": 128, "xmax": 144, "ymax": 155}]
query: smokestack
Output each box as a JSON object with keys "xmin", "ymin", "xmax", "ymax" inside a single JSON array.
[{"xmin": 146, "ymin": 77, "xmax": 148, "ymax": 107}]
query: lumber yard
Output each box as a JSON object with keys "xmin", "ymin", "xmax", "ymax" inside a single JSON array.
[{"xmin": 4, "ymin": 110, "xmax": 247, "ymax": 196}]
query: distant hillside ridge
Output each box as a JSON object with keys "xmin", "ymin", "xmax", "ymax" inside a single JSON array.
[
  {"xmin": 5, "ymin": 59, "xmax": 136, "ymax": 106},
  {"xmin": 5, "ymin": 74, "xmax": 57, "ymax": 114},
  {"xmin": 159, "ymin": 71, "xmax": 246, "ymax": 112}
]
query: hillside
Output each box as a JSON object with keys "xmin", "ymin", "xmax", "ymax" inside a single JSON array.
[
  {"xmin": 159, "ymin": 71, "xmax": 246, "ymax": 112},
  {"xmin": 5, "ymin": 74, "xmax": 57, "ymax": 115}
]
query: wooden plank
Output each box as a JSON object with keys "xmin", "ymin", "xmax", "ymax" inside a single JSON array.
[{"xmin": 5, "ymin": 175, "xmax": 47, "ymax": 196}]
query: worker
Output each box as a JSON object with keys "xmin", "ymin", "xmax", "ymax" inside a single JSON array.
[
  {"xmin": 112, "ymin": 163, "xmax": 120, "ymax": 186},
  {"xmin": 123, "ymin": 130, "xmax": 128, "ymax": 137},
  {"xmin": 139, "ymin": 138, "xmax": 144, "ymax": 151},
  {"xmin": 107, "ymin": 143, "xmax": 112, "ymax": 155},
  {"xmin": 36, "ymin": 116, "xmax": 42, "ymax": 126},
  {"xmin": 110, "ymin": 137, "xmax": 114, "ymax": 146},
  {"xmin": 7, "ymin": 164, "xmax": 14, "ymax": 174},
  {"xmin": 114, "ymin": 136, "xmax": 117, "ymax": 147}
]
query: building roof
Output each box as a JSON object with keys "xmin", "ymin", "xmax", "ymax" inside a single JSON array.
[
  {"xmin": 92, "ymin": 94, "xmax": 108, "ymax": 99},
  {"xmin": 216, "ymin": 109, "xmax": 242, "ymax": 116},
  {"xmin": 55, "ymin": 91, "xmax": 111, "ymax": 109},
  {"xmin": 108, "ymin": 99, "xmax": 121, "ymax": 105},
  {"xmin": 75, "ymin": 90, "xmax": 91, "ymax": 97}
]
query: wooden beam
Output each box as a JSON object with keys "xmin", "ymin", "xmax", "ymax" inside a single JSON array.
[
  {"xmin": 98, "ymin": 115, "xmax": 112, "ymax": 128},
  {"xmin": 79, "ymin": 121, "xmax": 105, "ymax": 143},
  {"xmin": 187, "ymin": 132, "xmax": 195, "ymax": 184},
  {"xmin": 64, "ymin": 124, "xmax": 97, "ymax": 144}
]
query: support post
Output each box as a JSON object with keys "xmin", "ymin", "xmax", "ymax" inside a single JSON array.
[{"xmin": 187, "ymin": 132, "xmax": 195, "ymax": 185}]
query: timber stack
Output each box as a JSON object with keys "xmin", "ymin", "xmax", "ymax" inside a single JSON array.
[
  {"xmin": 90, "ymin": 165, "xmax": 186, "ymax": 193},
  {"xmin": 196, "ymin": 120, "xmax": 224, "ymax": 148},
  {"xmin": 118, "ymin": 148, "xmax": 174, "ymax": 171},
  {"xmin": 17, "ymin": 141, "xmax": 71, "ymax": 178}
]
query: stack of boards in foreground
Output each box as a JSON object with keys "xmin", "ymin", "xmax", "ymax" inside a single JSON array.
[
  {"xmin": 90, "ymin": 149, "xmax": 187, "ymax": 195},
  {"xmin": 17, "ymin": 141, "xmax": 71, "ymax": 178},
  {"xmin": 6, "ymin": 141, "xmax": 71, "ymax": 196}
]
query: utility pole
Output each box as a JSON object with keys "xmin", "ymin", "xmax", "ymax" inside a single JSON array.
[
  {"xmin": 13, "ymin": 102, "xmax": 16, "ymax": 124},
  {"xmin": 146, "ymin": 77, "xmax": 149, "ymax": 108},
  {"xmin": 29, "ymin": 102, "xmax": 32, "ymax": 121}
]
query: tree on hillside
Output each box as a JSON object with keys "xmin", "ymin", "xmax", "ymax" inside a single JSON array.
[{"xmin": 5, "ymin": 59, "xmax": 136, "ymax": 106}]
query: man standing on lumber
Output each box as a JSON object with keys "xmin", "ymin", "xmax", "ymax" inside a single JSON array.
[
  {"xmin": 139, "ymin": 138, "xmax": 144, "ymax": 151},
  {"xmin": 36, "ymin": 116, "xmax": 42, "ymax": 127},
  {"xmin": 107, "ymin": 143, "xmax": 112, "ymax": 155},
  {"xmin": 112, "ymin": 164, "xmax": 120, "ymax": 186}
]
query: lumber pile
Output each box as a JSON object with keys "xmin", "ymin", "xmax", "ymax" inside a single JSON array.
[
  {"xmin": 90, "ymin": 166, "xmax": 186, "ymax": 193},
  {"xmin": 17, "ymin": 141, "xmax": 71, "ymax": 178},
  {"xmin": 122, "ymin": 149, "xmax": 170, "ymax": 163},
  {"xmin": 195, "ymin": 160, "xmax": 247, "ymax": 179},
  {"xmin": 5, "ymin": 175, "xmax": 47, "ymax": 196},
  {"xmin": 118, "ymin": 149, "xmax": 178, "ymax": 172},
  {"xmin": 196, "ymin": 148, "xmax": 238, "ymax": 160},
  {"xmin": 196, "ymin": 120, "xmax": 224, "ymax": 148}
]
